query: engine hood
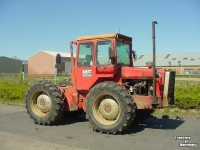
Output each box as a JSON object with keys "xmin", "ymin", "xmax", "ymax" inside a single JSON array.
[{"xmin": 121, "ymin": 67, "xmax": 154, "ymax": 79}]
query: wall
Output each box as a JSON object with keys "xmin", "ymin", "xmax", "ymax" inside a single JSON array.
[
  {"xmin": 162, "ymin": 66, "xmax": 200, "ymax": 75},
  {"xmin": 28, "ymin": 51, "xmax": 55, "ymax": 77}
]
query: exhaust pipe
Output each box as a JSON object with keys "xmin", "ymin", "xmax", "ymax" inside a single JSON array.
[{"xmin": 152, "ymin": 21, "xmax": 158, "ymax": 102}]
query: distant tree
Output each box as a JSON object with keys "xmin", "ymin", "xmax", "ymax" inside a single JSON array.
[{"xmin": 11, "ymin": 56, "xmax": 20, "ymax": 60}]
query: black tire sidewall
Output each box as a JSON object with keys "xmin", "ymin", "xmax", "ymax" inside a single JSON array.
[
  {"xmin": 87, "ymin": 82, "xmax": 134, "ymax": 133},
  {"xmin": 26, "ymin": 80, "xmax": 62, "ymax": 124},
  {"xmin": 58, "ymin": 78, "xmax": 72, "ymax": 86}
]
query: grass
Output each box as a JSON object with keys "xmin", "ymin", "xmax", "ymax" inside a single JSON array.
[
  {"xmin": 0, "ymin": 74, "xmax": 69, "ymax": 104},
  {"xmin": 176, "ymin": 75, "xmax": 200, "ymax": 78},
  {"xmin": 0, "ymin": 101, "xmax": 25, "ymax": 106},
  {"xmin": 153, "ymin": 108, "xmax": 200, "ymax": 116},
  {"xmin": 0, "ymin": 98, "xmax": 24, "ymax": 104}
]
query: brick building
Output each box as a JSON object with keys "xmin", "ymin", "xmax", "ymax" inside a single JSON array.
[{"xmin": 28, "ymin": 51, "xmax": 74, "ymax": 77}]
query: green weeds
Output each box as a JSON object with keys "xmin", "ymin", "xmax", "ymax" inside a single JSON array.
[
  {"xmin": 0, "ymin": 73, "xmax": 67, "ymax": 103},
  {"xmin": 0, "ymin": 82, "xmax": 29, "ymax": 103},
  {"xmin": 174, "ymin": 81, "xmax": 200, "ymax": 109}
]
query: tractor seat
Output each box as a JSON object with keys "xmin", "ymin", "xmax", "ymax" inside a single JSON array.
[{"xmin": 85, "ymin": 55, "xmax": 92, "ymax": 66}]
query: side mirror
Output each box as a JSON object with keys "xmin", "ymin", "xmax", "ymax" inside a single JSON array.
[
  {"xmin": 108, "ymin": 47, "xmax": 114, "ymax": 59},
  {"xmin": 132, "ymin": 50, "xmax": 137, "ymax": 61}
]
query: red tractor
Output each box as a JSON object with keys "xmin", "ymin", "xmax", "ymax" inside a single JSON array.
[{"xmin": 25, "ymin": 22, "xmax": 175, "ymax": 134}]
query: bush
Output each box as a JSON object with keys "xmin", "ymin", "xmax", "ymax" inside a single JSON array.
[
  {"xmin": 0, "ymin": 72, "xmax": 68, "ymax": 103},
  {"xmin": 0, "ymin": 82, "xmax": 29, "ymax": 103},
  {"xmin": 174, "ymin": 82, "xmax": 200, "ymax": 109}
]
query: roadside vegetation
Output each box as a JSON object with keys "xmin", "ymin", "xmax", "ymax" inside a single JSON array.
[
  {"xmin": 0, "ymin": 74, "xmax": 200, "ymax": 115},
  {"xmin": 174, "ymin": 80, "xmax": 200, "ymax": 109},
  {"xmin": 153, "ymin": 108, "xmax": 200, "ymax": 116},
  {"xmin": 175, "ymin": 75, "xmax": 200, "ymax": 78},
  {"xmin": 0, "ymin": 72, "xmax": 67, "ymax": 103}
]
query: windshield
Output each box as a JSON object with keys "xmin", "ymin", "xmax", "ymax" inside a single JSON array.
[{"xmin": 116, "ymin": 40, "xmax": 130, "ymax": 65}]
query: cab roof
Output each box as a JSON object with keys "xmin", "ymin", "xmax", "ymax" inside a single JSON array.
[{"xmin": 77, "ymin": 33, "xmax": 132, "ymax": 42}]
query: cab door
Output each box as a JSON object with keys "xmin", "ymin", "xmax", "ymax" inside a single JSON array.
[{"xmin": 75, "ymin": 41, "xmax": 96, "ymax": 91}]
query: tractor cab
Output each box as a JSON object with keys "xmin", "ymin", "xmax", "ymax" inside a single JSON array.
[
  {"xmin": 70, "ymin": 33, "xmax": 135, "ymax": 91},
  {"xmin": 76, "ymin": 33, "xmax": 134, "ymax": 68}
]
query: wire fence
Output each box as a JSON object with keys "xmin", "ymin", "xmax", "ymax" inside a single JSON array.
[
  {"xmin": 0, "ymin": 72, "xmax": 71, "ymax": 85},
  {"xmin": 0, "ymin": 72, "xmax": 70, "ymax": 77},
  {"xmin": 175, "ymin": 77, "xmax": 200, "ymax": 87},
  {"xmin": 0, "ymin": 72, "xmax": 200, "ymax": 84}
]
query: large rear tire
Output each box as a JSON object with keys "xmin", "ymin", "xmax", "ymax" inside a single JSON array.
[
  {"xmin": 86, "ymin": 81, "xmax": 135, "ymax": 134},
  {"xmin": 59, "ymin": 78, "xmax": 83, "ymax": 117},
  {"xmin": 25, "ymin": 80, "xmax": 64, "ymax": 125},
  {"xmin": 58, "ymin": 78, "xmax": 72, "ymax": 87}
]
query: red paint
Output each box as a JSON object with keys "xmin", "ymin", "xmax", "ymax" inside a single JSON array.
[
  {"xmin": 121, "ymin": 67, "xmax": 154, "ymax": 79},
  {"xmin": 63, "ymin": 87, "xmax": 79, "ymax": 111},
  {"xmin": 133, "ymin": 95, "xmax": 153, "ymax": 109}
]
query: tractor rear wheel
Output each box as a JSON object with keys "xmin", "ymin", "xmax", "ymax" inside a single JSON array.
[
  {"xmin": 59, "ymin": 78, "xmax": 84, "ymax": 117},
  {"xmin": 25, "ymin": 80, "xmax": 64, "ymax": 125},
  {"xmin": 86, "ymin": 81, "xmax": 135, "ymax": 134},
  {"xmin": 58, "ymin": 78, "xmax": 72, "ymax": 87}
]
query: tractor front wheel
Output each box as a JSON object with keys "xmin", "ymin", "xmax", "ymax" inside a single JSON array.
[
  {"xmin": 86, "ymin": 81, "xmax": 135, "ymax": 134},
  {"xmin": 25, "ymin": 80, "xmax": 64, "ymax": 125}
]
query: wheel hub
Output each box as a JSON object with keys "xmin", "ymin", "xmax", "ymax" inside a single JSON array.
[
  {"xmin": 99, "ymin": 98, "xmax": 119, "ymax": 120},
  {"xmin": 104, "ymin": 103, "xmax": 112, "ymax": 113},
  {"xmin": 36, "ymin": 94, "xmax": 52, "ymax": 113}
]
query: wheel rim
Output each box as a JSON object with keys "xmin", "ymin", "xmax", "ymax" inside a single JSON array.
[
  {"xmin": 30, "ymin": 91, "xmax": 52, "ymax": 117},
  {"xmin": 93, "ymin": 95, "xmax": 121, "ymax": 125}
]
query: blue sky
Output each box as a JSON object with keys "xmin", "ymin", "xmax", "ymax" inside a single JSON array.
[{"xmin": 0, "ymin": 0, "xmax": 200, "ymax": 60}]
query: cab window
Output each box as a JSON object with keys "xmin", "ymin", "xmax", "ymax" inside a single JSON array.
[
  {"xmin": 96, "ymin": 40, "xmax": 112, "ymax": 65},
  {"xmin": 116, "ymin": 40, "xmax": 130, "ymax": 66},
  {"xmin": 78, "ymin": 42, "xmax": 94, "ymax": 67}
]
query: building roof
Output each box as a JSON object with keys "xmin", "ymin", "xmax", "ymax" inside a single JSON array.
[
  {"xmin": 134, "ymin": 53, "xmax": 200, "ymax": 67},
  {"xmin": 0, "ymin": 56, "xmax": 27, "ymax": 62},
  {"xmin": 43, "ymin": 51, "xmax": 76, "ymax": 57}
]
